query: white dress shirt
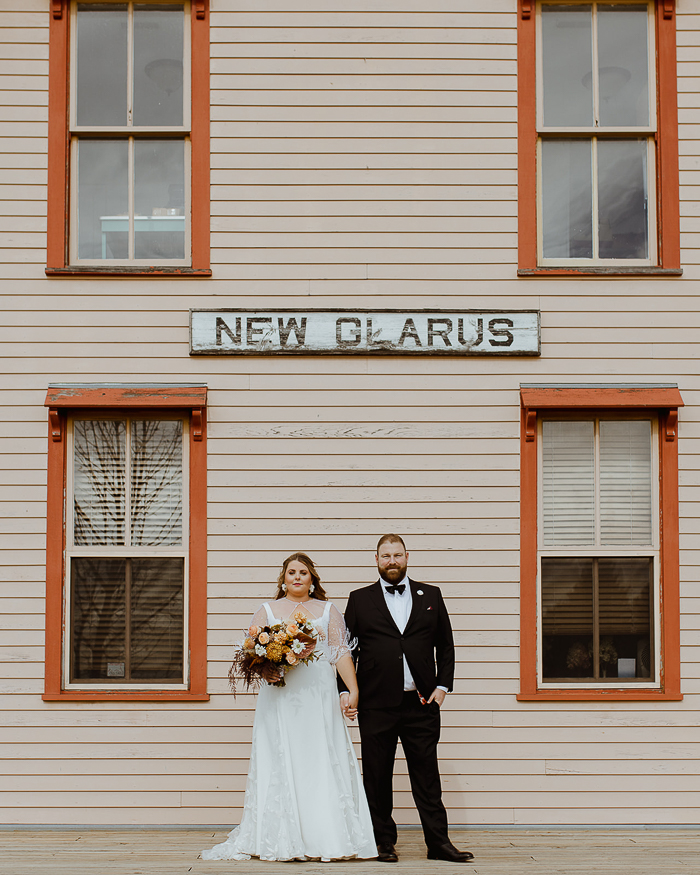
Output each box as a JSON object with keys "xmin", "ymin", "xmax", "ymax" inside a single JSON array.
[
  {"xmin": 381, "ymin": 574, "xmax": 415, "ymax": 691},
  {"xmin": 381, "ymin": 576, "xmax": 448, "ymax": 696}
]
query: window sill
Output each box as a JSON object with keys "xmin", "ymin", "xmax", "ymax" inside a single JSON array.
[
  {"xmin": 43, "ymin": 691, "xmax": 210, "ymax": 702},
  {"xmin": 518, "ymin": 267, "xmax": 683, "ymax": 278},
  {"xmin": 517, "ymin": 690, "xmax": 682, "ymax": 702},
  {"xmin": 46, "ymin": 266, "xmax": 212, "ymax": 278}
]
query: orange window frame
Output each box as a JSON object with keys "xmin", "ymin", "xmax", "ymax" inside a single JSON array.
[
  {"xmin": 518, "ymin": 385, "xmax": 683, "ymax": 702},
  {"xmin": 517, "ymin": 0, "xmax": 681, "ymax": 277},
  {"xmin": 43, "ymin": 385, "xmax": 209, "ymax": 701},
  {"xmin": 46, "ymin": 0, "xmax": 211, "ymax": 277}
]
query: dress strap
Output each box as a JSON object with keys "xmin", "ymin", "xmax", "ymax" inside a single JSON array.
[
  {"xmin": 263, "ymin": 602, "xmax": 276, "ymax": 624},
  {"xmin": 322, "ymin": 600, "xmax": 332, "ymax": 620}
]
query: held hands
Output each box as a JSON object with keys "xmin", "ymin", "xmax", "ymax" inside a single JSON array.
[{"xmin": 340, "ymin": 691, "xmax": 358, "ymax": 721}]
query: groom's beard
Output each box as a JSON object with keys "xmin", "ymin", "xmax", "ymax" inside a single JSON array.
[{"xmin": 379, "ymin": 565, "xmax": 407, "ymax": 584}]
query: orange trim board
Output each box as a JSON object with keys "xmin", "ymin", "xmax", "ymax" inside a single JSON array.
[
  {"xmin": 517, "ymin": 1, "xmax": 680, "ymax": 273},
  {"xmin": 518, "ymin": 386, "xmax": 683, "ymax": 702},
  {"xmin": 46, "ymin": 1, "xmax": 210, "ymax": 274},
  {"xmin": 42, "ymin": 385, "xmax": 208, "ymax": 702},
  {"xmin": 45, "ymin": 385, "xmax": 207, "ymax": 408}
]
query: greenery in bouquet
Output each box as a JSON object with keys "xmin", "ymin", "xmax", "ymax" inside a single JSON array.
[{"xmin": 228, "ymin": 609, "xmax": 322, "ymax": 694}]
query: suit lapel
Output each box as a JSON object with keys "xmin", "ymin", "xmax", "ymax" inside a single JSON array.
[
  {"xmin": 402, "ymin": 578, "xmax": 421, "ymax": 635},
  {"xmin": 368, "ymin": 579, "xmax": 402, "ymax": 633}
]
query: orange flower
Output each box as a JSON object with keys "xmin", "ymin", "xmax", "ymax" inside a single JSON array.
[
  {"xmin": 275, "ymin": 631, "xmax": 287, "ymax": 643},
  {"xmin": 258, "ymin": 632, "xmax": 270, "ymax": 645},
  {"xmin": 286, "ymin": 623, "xmax": 298, "ymax": 636},
  {"xmin": 286, "ymin": 653, "xmax": 298, "ymax": 665},
  {"xmin": 248, "ymin": 625, "xmax": 260, "ymax": 637},
  {"xmin": 243, "ymin": 637, "xmax": 255, "ymax": 650},
  {"xmin": 292, "ymin": 609, "xmax": 306, "ymax": 623}
]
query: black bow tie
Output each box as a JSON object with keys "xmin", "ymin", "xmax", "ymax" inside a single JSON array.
[{"xmin": 385, "ymin": 583, "xmax": 406, "ymax": 595}]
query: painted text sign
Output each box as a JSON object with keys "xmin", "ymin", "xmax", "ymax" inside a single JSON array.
[{"xmin": 190, "ymin": 309, "xmax": 540, "ymax": 356}]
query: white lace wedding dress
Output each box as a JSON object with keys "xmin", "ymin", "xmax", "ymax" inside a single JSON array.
[{"xmin": 202, "ymin": 599, "xmax": 377, "ymax": 862}]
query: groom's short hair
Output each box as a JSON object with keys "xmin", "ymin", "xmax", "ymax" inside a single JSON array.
[{"xmin": 376, "ymin": 533, "xmax": 406, "ymax": 553}]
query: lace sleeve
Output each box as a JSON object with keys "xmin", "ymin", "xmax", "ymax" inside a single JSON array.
[
  {"xmin": 248, "ymin": 605, "xmax": 268, "ymax": 632},
  {"xmin": 327, "ymin": 603, "xmax": 356, "ymax": 665}
]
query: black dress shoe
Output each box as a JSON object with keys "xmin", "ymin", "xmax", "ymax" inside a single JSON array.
[
  {"xmin": 376, "ymin": 842, "xmax": 399, "ymax": 862},
  {"xmin": 427, "ymin": 841, "xmax": 475, "ymax": 862}
]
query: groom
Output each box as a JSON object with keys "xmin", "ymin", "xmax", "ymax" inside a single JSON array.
[{"xmin": 339, "ymin": 534, "xmax": 474, "ymax": 864}]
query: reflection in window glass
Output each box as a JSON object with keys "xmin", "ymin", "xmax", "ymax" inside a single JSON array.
[
  {"xmin": 541, "ymin": 139, "xmax": 592, "ymax": 259},
  {"xmin": 77, "ymin": 140, "xmax": 128, "ymax": 260},
  {"xmin": 74, "ymin": 420, "xmax": 126, "ymax": 546},
  {"xmin": 597, "ymin": 5, "xmax": 649, "ymax": 128},
  {"xmin": 598, "ymin": 139, "xmax": 648, "ymax": 259},
  {"xmin": 76, "ymin": 4, "xmax": 128, "ymax": 127},
  {"xmin": 134, "ymin": 140, "xmax": 186, "ymax": 259},
  {"xmin": 542, "ymin": 4, "xmax": 593, "ymax": 127},
  {"xmin": 134, "ymin": 4, "xmax": 184, "ymax": 127},
  {"xmin": 130, "ymin": 420, "xmax": 183, "ymax": 547}
]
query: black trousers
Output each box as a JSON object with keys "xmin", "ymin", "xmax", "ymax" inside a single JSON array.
[{"xmin": 358, "ymin": 690, "xmax": 449, "ymax": 850}]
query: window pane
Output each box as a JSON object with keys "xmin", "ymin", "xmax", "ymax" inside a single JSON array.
[
  {"xmin": 130, "ymin": 558, "xmax": 184, "ymax": 679},
  {"xmin": 74, "ymin": 420, "xmax": 126, "ymax": 546},
  {"xmin": 598, "ymin": 5, "xmax": 650, "ymax": 128},
  {"xmin": 542, "ymin": 420, "xmax": 595, "ymax": 545},
  {"xmin": 599, "ymin": 558, "xmax": 653, "ymax": 679},
  {"xmin": 600, "ymin": 420, "xmax": 652, "ymax": 545},
  {"xmin": 541, "ymin": 139, "xmax": 593, "ymax": 259},
  {"xmin": 77, "ymin": 139, "xmax": 128, "ymax": 260},
  {"xmin": 598, "ymin": 139, "xmax": 649, "ymax": 259},
  {"xmin": 131, "ymin": 420, "xmax": 183, "ymax": 546},
  {"xmin": 71, "ymin": 557, "xmax": 126, "ymax": 680},
  {"xmin": 134, "ymin": 140, "xmax": 186, "ymax": 259},
  {"xmin": 76, "ymin": 4, "xmax": 128, "ymax": 126},
  {"xmin": 134, "ymin": 4, "xmax": 184, "ymax": 127},
  {"xmin": 542, "ymin": 557, "xmax": 653, "ymax": 681},
  {"xmin": 541, "ymin": 557, "xmax": 594, "ymax": 679},
  {"xmin": 541, "ymin": 5, "xmax": 593, "ymax": 127}
]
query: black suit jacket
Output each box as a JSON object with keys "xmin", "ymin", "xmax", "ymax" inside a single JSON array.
[{"xmin": 341, "ymin": 578, "xmax": 455, "ymax": 709}]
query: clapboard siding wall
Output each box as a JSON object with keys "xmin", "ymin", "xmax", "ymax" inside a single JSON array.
[{"xmin": 1, "ymin": 0, "xmax": 700, "ymax": 824}]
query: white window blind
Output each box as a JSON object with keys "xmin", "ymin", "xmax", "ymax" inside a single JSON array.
[
  {"xmin": 599, "ymin": 420, "xmax": 652, "ymax": 545},
  {"xmin": 130, "ymin": 420, "xmax": 183, "ymax": 547},
  {"xmin": 73, "ymin": 419, "xmax": 182, "ymax": 549},
  {"xmin": 74, "ymin": 420, "xmax": 126, "ymax": 546},
  {"xmin": 542, "ymin": 420, "xmax": 595, "ymax": 545},
  {"xmin": 542, "ymin": 418, "xmax": 652, "ymax": 547}
]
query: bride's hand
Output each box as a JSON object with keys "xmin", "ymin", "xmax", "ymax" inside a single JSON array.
[
  {"xmin": 342, "ymin": 690, "xmax": 358, "ymax": 721},
  {"xmin": 262, "ymin": 663, "xmax": 283, "ymax": 683}
]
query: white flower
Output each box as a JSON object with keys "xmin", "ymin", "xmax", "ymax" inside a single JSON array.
[
  {"xmin": 291, "ymin": 639, "xmax": 304, "ymax": 654},
  {"xmin": 255, "ymin": 644, "xmax": 266, "ymax": 656}
]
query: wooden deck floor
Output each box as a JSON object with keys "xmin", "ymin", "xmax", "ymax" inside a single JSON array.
[{"xmin": 1, "ymin": 827, "xmax": 699, "ymax": 875}]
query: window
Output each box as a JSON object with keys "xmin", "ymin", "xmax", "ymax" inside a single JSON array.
[
  {"xmin": 47, "ymin": 0, "xmax": 210, "ymax": 275},
  {"xmin": 519, "ymin": 385, "xmax": 683, "ymax": 701},
  {"xmin": 44, "ymin": 385, "xmax": 208, "ymax": 701},
  {"xmin": 517, "ymin": 0, "xmax": 681, "ymax": 275}
]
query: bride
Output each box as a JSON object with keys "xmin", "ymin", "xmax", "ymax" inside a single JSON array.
[{"xmin": 202, "ymin": 552, "xmax": 377, "ymax": 862}]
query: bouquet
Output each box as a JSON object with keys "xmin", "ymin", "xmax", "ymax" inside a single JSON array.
[{"xmin": 229, "ymin": 609, "xmax": 322, "ymax": 693}]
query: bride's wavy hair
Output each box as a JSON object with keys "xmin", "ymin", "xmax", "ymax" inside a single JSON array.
[{"xmin": 274, "ymin": 552, "xmax": 328, "ymax": 601}]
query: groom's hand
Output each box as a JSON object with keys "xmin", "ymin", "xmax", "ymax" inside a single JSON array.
[
  {"xmin": 427, "ymin": 688, "xmax": 446, "ymax": 707},
  {"xmin": 340, "ymin": 692, "xmax": 358, "ymax": 721}
]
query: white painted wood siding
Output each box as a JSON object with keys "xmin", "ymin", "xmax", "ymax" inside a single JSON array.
[{"xmin": 1, "ymin": 0, "xmax": 700, "ymax": 826}]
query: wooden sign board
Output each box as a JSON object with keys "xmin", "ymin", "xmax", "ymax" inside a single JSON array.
[{"xmin": 190, "ymin": 309, "xmax": 540, "ymax": 356}]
